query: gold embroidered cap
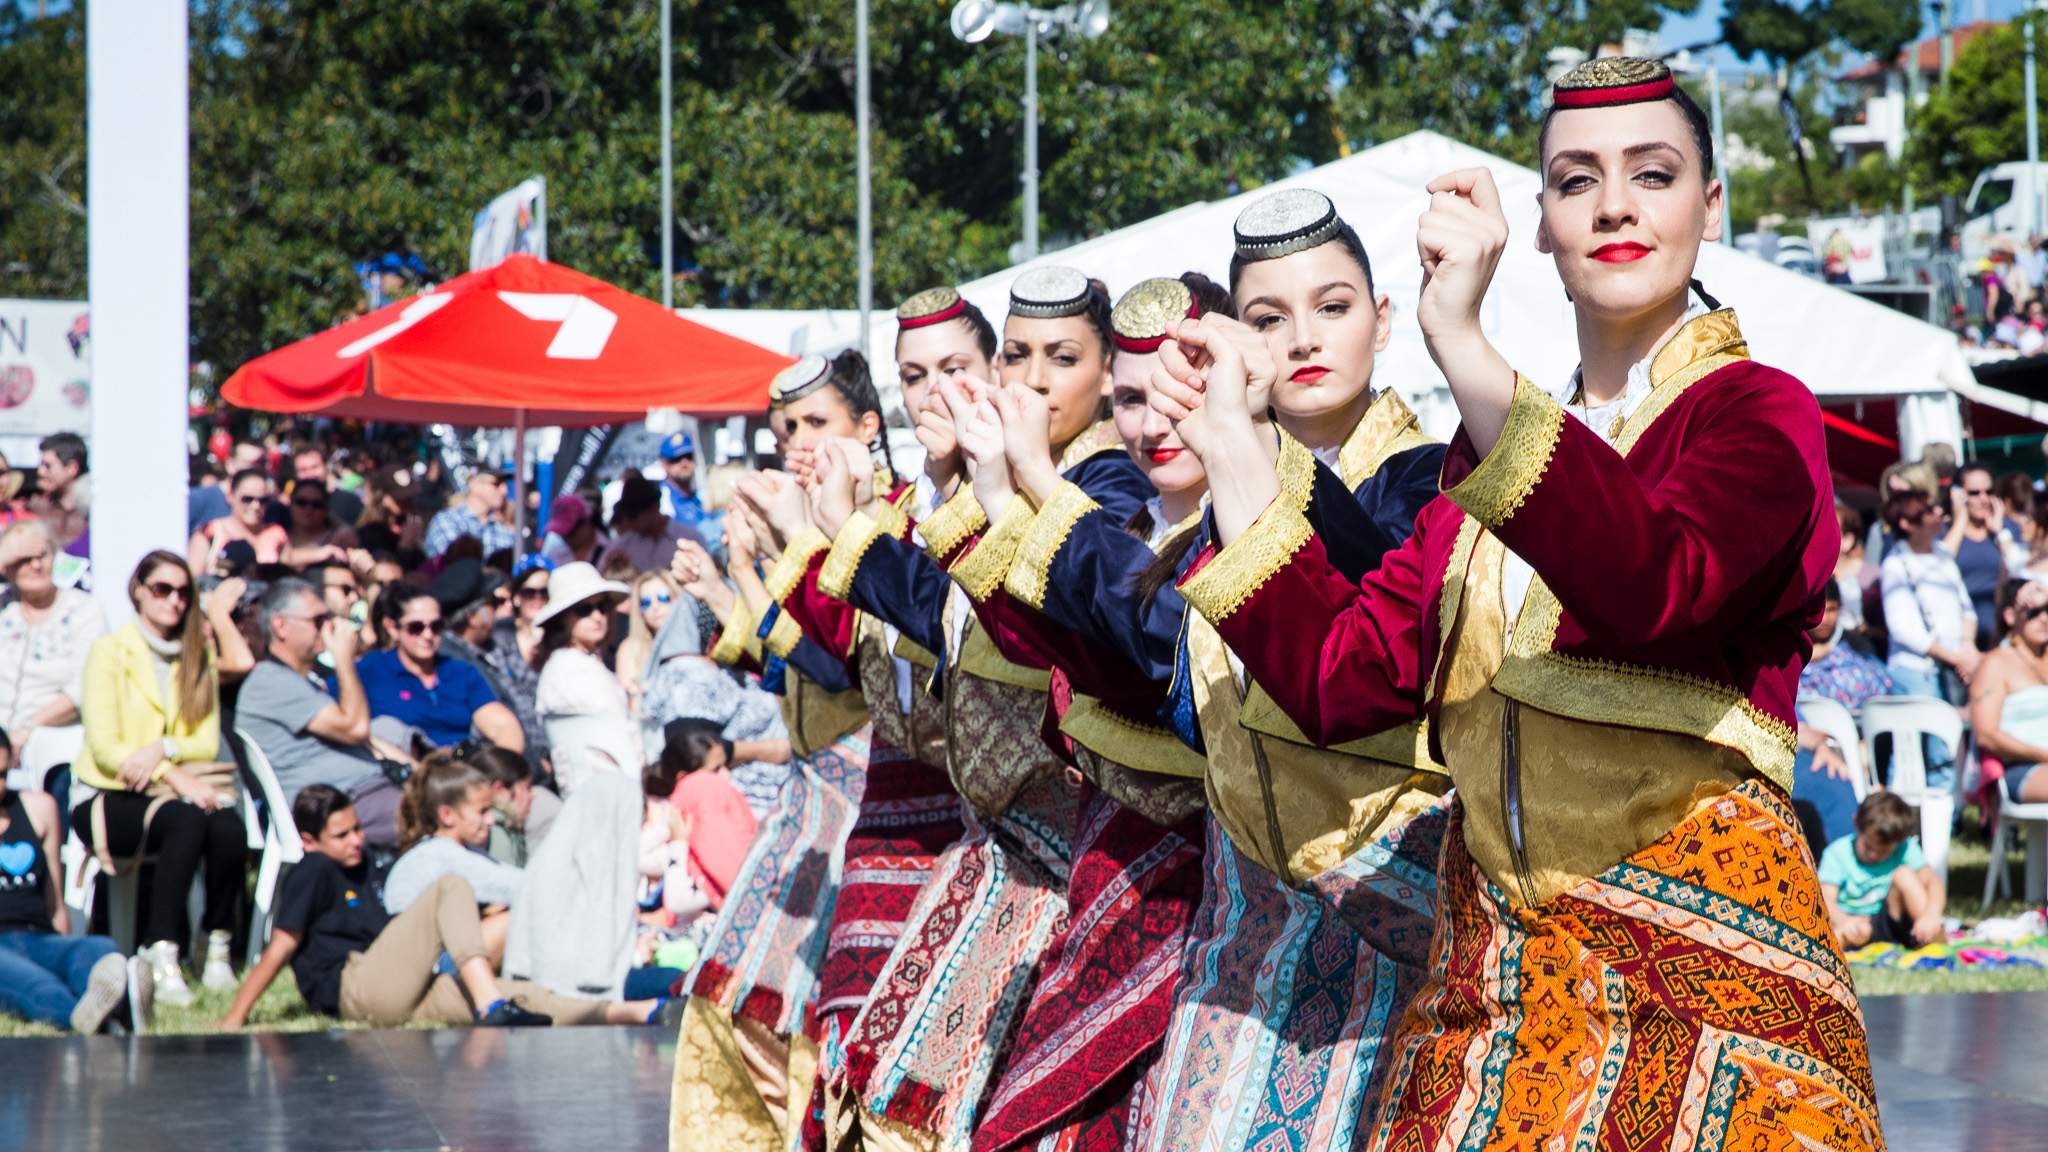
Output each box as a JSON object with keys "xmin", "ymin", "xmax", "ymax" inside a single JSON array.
[
  {"xmin": 1234, "ymin": 189, "xmax": 1342, "ymax": 262},
  {"xmin": 1007, "ymin": 266, "xmax": 1093, "ymax": 319},
  {"xmin": 1111, "ymin": 277, "xmax": 1199, "ymax": 354},
  {"xmin": 1551, "ymin": 56, "xmax": 1675, "ymax": 109},
  {"xmin": 769, "ymin": 354, "xmax": 831, "ymax": 407},
  {"xmin": 896, "ymin": 286, "xmax": 968, "ymax": 330}
]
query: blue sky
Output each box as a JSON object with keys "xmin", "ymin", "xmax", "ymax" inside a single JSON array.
[{"xmin": 1661, "ymin": 0, "xmax": 2037, "ymax": 74}]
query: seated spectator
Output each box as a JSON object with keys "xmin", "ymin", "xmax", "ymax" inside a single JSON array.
[
  {"xmin": 646, "ymin": 718, "xmax": 758, "ymax": 911},
  {"xmin": 1819, "ymin": 792, "xmax": 1946, "ymax": 949},
  {"xmin": 1969, "ymin": 578, "xmax": 2048, "ymax": 805},
  {"xmin": 351, "ymin": 586, "xmax": 524, "ymax": 754},
  {"xmin": 507, "ymin": 556, "xmax": 552, "ymax": 672},
  {"xmin": 539, "ymin": 493, "xmax": 607, "ymax": 569},
  {"xmin": 468, "ymin": 742, "xmax": 560, "ymax": 867},
  {"xmin": 1879, "ymin": 487, "xmax": 1973, "ymax": 789},
  {"xmin": 307, "ymin": 560, "xmax": 369, "ymax": 646},
  {"xmin": 0, "ymin": 739, "xmax": 149, "ymax": 1034},
  {"xmin": 0, "ymin": 520, "xmax": 105, "ymax": 785},
  {"xmin": 605, "ymin": 474, "xmax": 701, "ymax": 576},
  {"xmin": 1792, "ymin": 582, "xmax": 1897, "ymax": 856},
  {"xmin": 236, "ymin": 578, "xmax": 406, "ymax": 849},
  {"xmin": 532, "ymin": 562, "xmax": 638, "ymax": 795},
  {"xmin": 433, "ymin": 561, "xmax": 545, "ymax": 768},
  {"xmin": 32, "ymin": 432, "xmax": 89, "ymax": 552},
  {"xmin": 76, "ymin": 552, "xmax": 252, "ymax": 1006},
  {"xmin": 616, "ymin": 569, "xmax": 679, "ymax": 707},
  {"xmin": 289, "ymin": 443, "xmax": 364, "ymax": 527},
  {"xmin": 354, "ymin": 464, "xmax": 426, "ymax": 561},
  {"xmin": 187, "ymin": 457, "xmax": 229, "ymax": 536},
  {"xmin": 424, "ymin": 469, "xmax": 517, "ymax": 560},
  {"xmin": 281, "ymin": 479, "xmax": 361, "ymax": 570},
  {"xmin": 382, "ymin": 752, "xmax": 525, "ymax": 916},
  {"xmin": 190, "ymin": 468, "xmax": 290, "ymax": 576},
  {"xmin": 657, "ymin": 543, "xmax": 792, "ymax": 818},
  {"xmin": 221, "ymin": 785, "xmax": 658, "ymax": 1029}
]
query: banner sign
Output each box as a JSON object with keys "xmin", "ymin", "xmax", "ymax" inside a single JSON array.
[
  {"xmin": 0, "ymin": 299, "xmax": 91, "ymax": 461},
  {"xmin": 469, "ymin": 177, "xmax": 548, "ymax": 271}
]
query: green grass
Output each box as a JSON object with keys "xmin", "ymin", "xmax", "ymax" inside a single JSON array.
[
  {"xmin": 0, "ymin": 966, "xmax": 443, "ymax": 1039},
  {"xmin": 1849, "ymin": 831, "xmax": 2048, "ymax": 997}
]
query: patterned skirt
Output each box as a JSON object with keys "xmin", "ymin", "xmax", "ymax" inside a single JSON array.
[
  {"xmin": 1132, "ymin": 797, "xmax": 1451, "ymax": 1152},
  {"xmin": 688, "ymin": 726, "xmax": 870, "ymax": 1035},
  {"xmin": 829, "ymin": 773, "xmax": 1078, "ymax": 1149},
  {"xmin": 971, "ymin": 784, "xmax": 1207, "ymax": 1152},
  {"xmin": 1369, "ymin": 779, "xmax": 1884, "ymax": 1152}
]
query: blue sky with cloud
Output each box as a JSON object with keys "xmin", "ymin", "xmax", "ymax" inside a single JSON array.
[{"xmin": 1660, "ymin": 0, "xmax": 2034, "ymax": 75}]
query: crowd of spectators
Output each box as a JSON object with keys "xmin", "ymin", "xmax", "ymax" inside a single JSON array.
[{"xmin": 0, "ymin": 425, "xmax": 781, "ymax": 1033}]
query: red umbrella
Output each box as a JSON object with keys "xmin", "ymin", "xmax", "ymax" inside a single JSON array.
[{"xmin": 222, "ymin": 254, "xmax": 790, "ymax": 425}]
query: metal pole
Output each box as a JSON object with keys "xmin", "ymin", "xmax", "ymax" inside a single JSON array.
[
  {"xmin": 660, "ymin": 0, "xmax": 674, "ymax": 310},
  {"xmin": 1708, "ymin": 65, "xmax": 1731, "ymax": 246},
  {"xmin": 857, "ymin": 0, "xmax": 873, "ymax": 359},
  {"xmin": 2031, "ymin": 17, "xmax": 2043, "ymax": 238},
  {"xmin": 1022, "ymin": 23, "xmax": 1040, "ymax": 260},
  {"xmin": 513, "ymin": 408, "xmax": 529, "ymax": 561},
  {"xmin": 1940, "ymin": 3, "xmax": 1954, "ymax": 96}
]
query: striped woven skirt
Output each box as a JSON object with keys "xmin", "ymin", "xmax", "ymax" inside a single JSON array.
[
  {"xmin": 970, "ymin": 783, "xmax": 1208, "ymax": 1152},
  {"xmin": 1132, "ymin": 795, "xmax": 1451, "ymax": 1152},
  {"xmin": 1368, "ymin": 779, "xmax": 1884, "ymax": 1152}
]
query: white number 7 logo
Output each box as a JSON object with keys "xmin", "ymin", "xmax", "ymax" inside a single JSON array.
[
  {"xmin": 496, "ymin": 292, "xmax": 618, "ymax": 360},
  {"xmin": 335, "ymin": 293, "xmax": 454, "ymax": 359}
]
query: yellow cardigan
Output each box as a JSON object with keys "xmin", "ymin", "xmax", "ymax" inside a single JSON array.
[{"xmin": 77, "ymin": 623, "xmax": 222, "ymax": 791}]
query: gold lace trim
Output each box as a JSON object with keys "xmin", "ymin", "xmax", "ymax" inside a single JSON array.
[
  {"xmin": 763, "ymin": 610, "xmax": 803, "ymax": 659},
  {"xmin": 919, "ymin": 483, "xmax": 987, "ymax": 560},
  {"xmin": 709, "ymin": 598, "xmax": 758, "ymax": 667},
  {"xmin": 1645, "ymin": 308, "xmax": 1748, "ymax": 394},
  {"xmin": 1179, "ymin": 500, "xmax": 1314, "ymax": 624},
  {"xmin": 818, "ymin": 511, "xmax": 886, "ymax": 601},
  {"xmin": 1054, "ymin": 419, "xmax": 1124, "ymax": 473},
  {"xmin": 1060, "ymin": 695, "xmax": 1209, "ymax": 779},
  {"xmin": 1443, "ymin": 374, "xmax": 1563, "ymax": 528},
  {"xmin": 949, "ymin": 494, "xmax": 1035, "ymax": 603},
  {"xmin": 1005, "ymin": 481, "xmax": 1100, "ymax": 610},
  {"xmin": 765, "ymin": 526, "xmax": 830, "ymax": 607},
  {"xmin": 1336, "ymin": 388, "xmax": 1436, "ymax": 487}
]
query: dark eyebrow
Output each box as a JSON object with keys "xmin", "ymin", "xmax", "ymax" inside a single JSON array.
[
  {"xmin": 1239, "ymin": 295, "xmax": 1284, "ymax": 313},
  {"xmin": 1311, "ymin": 281, "xmax": 1357, "ymax": 297},
  {"xmin": 1548, "ymin": 142, "xmax": 1682, "ymax": 172}
]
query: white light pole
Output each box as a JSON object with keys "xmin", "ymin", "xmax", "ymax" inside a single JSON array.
[
  {"xmin": 661, "ymin": 0, "xmax": 673, "ymax": 310},
  {"xmin": 950, "ymin": 1, "xmax": 1111, "ymax": 261},
  {"xmin": 857, "ymin": 0, "xmax": 873, "ymax": 359},
  {"xmin": 2030, "ymin": 7, "xmax": 2044, "ymax": 237}
]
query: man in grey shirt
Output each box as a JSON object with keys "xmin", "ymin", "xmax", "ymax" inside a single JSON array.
[{"xmin": 238, "ymin": 579, "xmax": 406, "ymax": 848}]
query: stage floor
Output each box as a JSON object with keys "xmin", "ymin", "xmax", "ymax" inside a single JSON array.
[{"xmin": 0, "ymin": 993, "xmax": 2039, "ymax": 1150}]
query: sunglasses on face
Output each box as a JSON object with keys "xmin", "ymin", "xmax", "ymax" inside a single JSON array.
[
  {"xmin": 640, "ymin": 592, "xmax": 673, "ymax": 609},
  {"xmin": 286, "ymin": 611, "xmax": 334, "ymax": 630},
  {"xmin": 399, "ymin": 618, "xmax": 444, "ymax": 637},
  {"xmin": 2023, "ymin": 605, "xmax": 2048, "ymax": 624},
  {"xmin": 326, "ymin": 581, "xmax": 361, "ymax": 598},
  {"xmin": 235, "ymin": 493, "xmax": 266, "ymax": 506},
  {"xmin": 144, "ymin": 580, "xmax": 191, "ymax": 602},
  {"xmin": 517, "ymin": 587, "xmax": 549, "ymax": 602},
  {"xmin": 293, "ymin": 498, "xmax": 326, "ymax": 510},
  {"xmin": 571, "ymin": 600, "xmax": 610, "ymax": 620},
  {"xmin": 1964, "ymin": 488, "xmax": 1993, "ymax": 498}
]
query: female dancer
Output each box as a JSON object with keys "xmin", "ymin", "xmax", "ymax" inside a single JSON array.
[
  {"xmin": 1162, "ymin": 58, "xmax": 1880, "ymax": 1150},
  {"xmin": 804, "ymin": 267, "xmax": 1153, "ymax": 1149},
  {"xmin": 669, "ymin": 353, "xmax": 882, "ymax": 1152}
]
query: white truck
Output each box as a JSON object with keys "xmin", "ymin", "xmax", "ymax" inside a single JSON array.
[{"xmin": 1960, "ymin": 161, "xmax": 2048, "ymax": 264}]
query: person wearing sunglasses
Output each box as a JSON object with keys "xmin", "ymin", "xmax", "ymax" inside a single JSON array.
[
  {"xmin": 1970, "ymin": 579, "xmax": 2048, "ymax": 805},
  {"xmin": 76, "ymin": 551, "xmax": 251, "ymax": 1006},
  {"xmin": 188, "ymin": 468, "xmax": 290, "ymax": 576},
  {"xmin": 347, "ymin": 586, "xmax": 525, "ymax": 757},
  {"xmin": 613, "ymin": 570, "xmax": 679, "ymax": 708},
  {"xmin": 530, "ymin": 562, "xmax": 638, "ymax": 797},
  {"xmin": 281, "ymin": 478, "xmax": 362, "ymax": 571}
]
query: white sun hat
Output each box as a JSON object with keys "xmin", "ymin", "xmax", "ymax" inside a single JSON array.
[{"xmin": 532, "ymin": 560, "xmax": 630, "ymax": 627}]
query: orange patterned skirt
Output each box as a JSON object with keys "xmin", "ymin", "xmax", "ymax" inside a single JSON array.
[{"xmin": 1370, "ymin": 779, "xmax": 1885, "ymax": 1152}]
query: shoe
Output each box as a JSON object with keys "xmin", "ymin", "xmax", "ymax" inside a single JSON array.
[
  {"xmin": 69, "ymin": 952, "xmax": 128, "ymax": 1035},
  {"xmin": 150, "ymin": 942, "xmax": 193, "ymax": 1008},
  {"xmin": 201, "ymin": 930, "xmax": 236, "ymax": 993},
  {"xmin": 476, "ymin": 998, "xmax": 552, "ymax": 1028},
  {"xmin": 651, "ymin": 997, "xmax": 687, "ymax": 1028},
  {"xmin": 126, "ymin": 953, "xmax": 155, "ymax": 1035}
]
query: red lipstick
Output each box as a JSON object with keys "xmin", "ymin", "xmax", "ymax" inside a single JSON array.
[
  {"xmin": 1591, "ymin": 242, "xmax": 1652, "ymax": 263},
  {"xmin": 1148, "ymin": 447, "xmax": 1183, "ymax": 464},
  {"xmin": 1289, "ymin": 365, "xmax": 1331, "ymax": 383}
]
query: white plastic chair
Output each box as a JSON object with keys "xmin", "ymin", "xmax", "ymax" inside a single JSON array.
[
  {"xmin": 1981, "ymin": 767, "xmax": 2048, "ymax": 912},
  {"xmin": 1796, "ymin": 695, "xmax": 1872, "ymax": 801},
  {"xmin": 1859, "ymin": 695, "xmax": 1966, "ymax": 874},
  {"xmin": 61, "ymin": 764, "xmax": 259, "ymax": 957},
  {"xmin": 235, "ymin": 729, "xmax": 303, "ymax": 967}
]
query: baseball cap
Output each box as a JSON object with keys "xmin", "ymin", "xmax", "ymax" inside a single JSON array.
[
  {"xmin": 659, "ymin": 431, "xmax": 697, "ymax": 462},
  {"xmin": 546, "ymin": 493, "xmax": 593, "ymax": 538}
]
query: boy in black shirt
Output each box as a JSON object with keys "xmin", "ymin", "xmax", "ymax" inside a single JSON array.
[{"xmin": 222, "ymin": 786, "xmax": 649, "ymax": 1029}]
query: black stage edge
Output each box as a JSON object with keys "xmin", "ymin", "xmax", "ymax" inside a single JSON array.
[{"xmin": 1, "ymin": 994, "xmax": 2044, "ymax": 1150}]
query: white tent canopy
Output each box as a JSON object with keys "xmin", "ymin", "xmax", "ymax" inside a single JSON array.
[{"xmin": 691, "ymin": 130, "xmax": 1974, "ymax": 457}]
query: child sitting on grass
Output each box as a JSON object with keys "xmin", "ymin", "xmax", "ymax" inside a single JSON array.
[{"xmin": 1819, "ymin": 791, "xmax": 1947, "ymax": 949}]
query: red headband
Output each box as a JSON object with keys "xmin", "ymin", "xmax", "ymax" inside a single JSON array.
[
  {"xmin": 1113, "ymin": 298, "xmax": 1203, "ymax": 355},
  {"xmin": 1551, "ymin": 74, "xmax": 1674, "ymax": 109},
  {"xmin": 897, "ymin": 297, "xmax": 967, "ymax": 330}
]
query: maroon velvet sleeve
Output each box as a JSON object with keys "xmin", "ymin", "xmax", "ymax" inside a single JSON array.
[
  {"xmin": 782, "ymin": 551, "xmax": 858, "ymax": 662},
  {"xmin": 967, "ymin": 586, "xmax": 1158, "ymax": 704}
]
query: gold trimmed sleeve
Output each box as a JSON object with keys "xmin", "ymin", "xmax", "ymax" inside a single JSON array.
[
  {"xmin": 818, "ymin": 511, "xmax": 886, "ymax": 601},
  {"xmin": 709, "ymin": 597, "xmax": 758, "ymax": 667},
  {"xmin": 1273, "ymin": 428, "xmax": 1318, "ymax": 513},
  {"xmin": 763, "ymin": 609, "xmax": 803, "ymax": 659},
  {"xmin": 917, "ymin": 483, "xmax": 987, "ymax": 559},
  {"xmin": 872, "ymin": 494, "xmax": 912, "ymax": 542},
  {"xmin": 1443, "ymin": 374, "xmax": 1564, "ymax": 529},
  {"xmin": 764, "ymin": 525, "xmax": 831, "ymax": 606},
  {"xmin": 1003, "ymin": 481, "xmax": 1100, "ymax": 611},
  {"xmin": 1178, "ymin": 500, "xmax": 1314, "ymax": 625},
  {"xmin": 948, "ymin": 494, "xmax": 1036, "ymax": 603}
]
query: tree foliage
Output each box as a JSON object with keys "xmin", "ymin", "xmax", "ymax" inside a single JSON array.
[
  {"xmin": 6, "ymin": 0, "xmax": 1717, "ymax": 376},
  {"xmin": 1906, "ymin": 16, "xmax": 2047, "ymax": 205}
]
